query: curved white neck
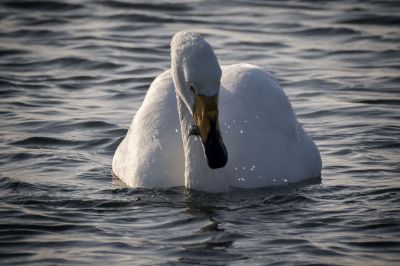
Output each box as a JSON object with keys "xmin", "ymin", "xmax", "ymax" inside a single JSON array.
[{"xmin": 176, "ymin": 95, "xmax": 229, "ymax": 193}]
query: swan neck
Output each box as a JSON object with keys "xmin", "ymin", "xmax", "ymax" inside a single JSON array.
[{"xmin": 176, "ymin": 95, "xmax": 229, "ymax": 193}]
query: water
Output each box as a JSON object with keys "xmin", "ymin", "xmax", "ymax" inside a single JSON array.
[{"xmin": 1, "ymin": 0, "xmax": 399, "ymax": 265}]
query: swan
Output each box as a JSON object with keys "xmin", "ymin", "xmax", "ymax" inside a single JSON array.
[{"xmin": 112, "ymin": 31, "xmax": 322, "ymax": 193}]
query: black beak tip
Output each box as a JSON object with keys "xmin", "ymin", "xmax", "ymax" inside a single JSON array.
[
  {"xmin": 207, "ymin": 157, "xmax": 228, "ymax": 169},
  {"xmin": 205, "ymin": 144, "xmax": 228, "ymax": 169}
]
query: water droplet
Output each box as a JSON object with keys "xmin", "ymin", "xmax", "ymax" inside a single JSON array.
[
  {"xmin": 242, "ymin": 166, "xmax": 246, "ymax": 170},
  {"xmin": 244, "ymin": 120, "xmax": 248, "ymax": 123},
  {"xmin": 175, "ymin": 128, "xmax": 178, "ymax": 133},
  {"xmin": 240, "ymin": 130, "xmax": 243, "ymax": 134},
  {"xmin": 283, "ymin": 179, "xmax": 288, "ymax": 182}
]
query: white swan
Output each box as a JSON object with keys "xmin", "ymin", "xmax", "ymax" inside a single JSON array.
[{"xmin": 112, "ymin": 31, "xmax": 322, "ymax": 193}]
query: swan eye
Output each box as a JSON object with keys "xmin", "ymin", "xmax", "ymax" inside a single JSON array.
[{"xmin": 188, "ymin": 83, "xmax": 196, "ymax": 93}]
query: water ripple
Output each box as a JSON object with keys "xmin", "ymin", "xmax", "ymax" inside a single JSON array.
[{"xmin": 0, "ymin": 0, "xmax": 399, "ymax": 265}]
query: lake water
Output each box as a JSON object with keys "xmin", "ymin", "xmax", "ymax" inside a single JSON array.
[{"xmin": 0, "ymin": 0, "xmax": 399, "ymax": 265}]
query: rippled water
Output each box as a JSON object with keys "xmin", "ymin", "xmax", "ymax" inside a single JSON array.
[{"xmin": 1, "ymin": 0, "xmax": 399, "ymax": 265}]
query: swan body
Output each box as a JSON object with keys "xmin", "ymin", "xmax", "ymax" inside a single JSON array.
[{"xmin": 112, "ymin": 32, "xmax": 322, "ymax": 193}]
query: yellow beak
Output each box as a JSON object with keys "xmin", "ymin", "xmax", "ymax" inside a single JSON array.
[{"xmin": 191, "ymin": 94, "xmax": 228, "ymax": 169}]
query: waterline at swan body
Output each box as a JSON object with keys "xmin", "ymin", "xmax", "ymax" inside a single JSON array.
[{"xmin": 112, "ymin": 32, "xmax": 322, "ymax": 193}]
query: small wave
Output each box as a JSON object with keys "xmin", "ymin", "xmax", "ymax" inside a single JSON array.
[
  {"xmin": 352, "ymin": 99, "xmax": 400, "ymax": 106},
  {"xmin": 0, "ymin": 222, "xmax": 79, "ymax": 233},
  {"xmin": 74, "ymin": 121, "xmax": 115, "ymax": 129},
  {"xmin": 11, "ymin": 136, "xmax": 81, "ymax": 147},
  {"xmin": 225, "ymin": 41, "xmax": 289, "ymax": 49},
  {"xmin": 0, "ymin": 29, "xmax": 68, "ymax": 39},
  {"xmin": 20, "ymin": 120, "xmax": 121, "ymax": 135},
  {"xmin": 106, "ymin": 13, "xmax": 178, "ymax": 24},
  {"xmin": 357, "ymin": 221, "xmax": 400, "ymax": 231},
  {"xmin": 338, "ymin": 14, "xmax": 400, "ymax": 26},
  {"xmin": 103, "ymin": 137, "xmax": 124, "ymax": 155},
  {"xmin": 326, "ymin": 49, "xmax": 372, "ymax": 56},
  {"xmin": 29, "ymin": 18, "xmax": 68, "ymax": 26},
  {"xmin": 105, "ymin": 44, "xmax": 167, "ymax": 55},
  {"xmin": 3, "ymin": 57, "xmax": 124, "ymax": 72},
  {"xmin": 10, "ymin": 101, "xmax": 43, "ymax": 108},
  {"xmin": 11, "ymin": 136, "xmax": 113, "ymax": 150},
  {"xmin": 293, "ymin": 27, "xmax": 359, "ymax": 36},
  {"xmin": 0, "ymin": 176, "xmax": 37, "ymax": 191},
  {"xmin": 0, "ymin": 49, "xmax": 28, "ymax": 57},
  {"xmin": 327, "ymin": 148, "xmax": 353, "ymax": 156},
  {"xmin": 0, "ymin": 252, "xmax": 35, "ymax": 259},
  {"xmin": 266, "ymin": 238, "xmax": 311, "ymax": 245},
  {"xmin": 108, "ymin": 91, "xmax": 145, "ymax": 100},
  {"xmin": 106, "ymin": 13, "xmax": 215, "ymax": 26},
  {"xmin": 263, "ymin": 193, "xmax": 316, "ymax": 205},
  {"xmin": 362, "ymin": 187, "xmax": 400, "ymax": 197},
  {"xmin": 344, "ymin": 240, "xmax": 400, "ymax": 249},
  {"xmin": 9, "ymin": 152, "xmax": 49, "ymax": 162},
  {"xmin": 2, "ymin": 0, "xmax": 82, "ymax": 11},
  {"xmin": 100, "ymin": 1, "xmax": 191, "ymax": 12},
  {"xmin": 236, "ymin": 0, "xmax": 326, "ymax": 11}
]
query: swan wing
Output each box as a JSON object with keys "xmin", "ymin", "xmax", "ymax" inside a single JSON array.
[
  {"xmin": 112, "ymin": 70, "xmax": 184, "ymax": 188},
  {"xmin": 220, "ymin": 64, "xmax": 321, "ymax": 188}
]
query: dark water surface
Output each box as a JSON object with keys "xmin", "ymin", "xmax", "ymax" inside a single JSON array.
[{"xmin": 1, "ymin": 0, "xmax": 399, "ymax": 265}]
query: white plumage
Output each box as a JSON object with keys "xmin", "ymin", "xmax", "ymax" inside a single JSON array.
[{"xmin": 112, "ymin": 32, "xmax": 321, "ymax": 193}]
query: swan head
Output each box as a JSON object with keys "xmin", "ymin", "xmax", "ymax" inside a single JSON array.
[{"xmin": 171, "ymin": 31, "xmax": 227, "ymax": 169}]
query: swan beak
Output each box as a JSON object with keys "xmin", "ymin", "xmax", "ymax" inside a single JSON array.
[{"xmin": 193, "ymin": 94, "xmax": 228, "ymax": 169}]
